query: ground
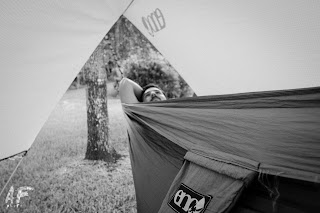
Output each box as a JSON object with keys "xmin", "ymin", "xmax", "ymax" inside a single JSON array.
[{"xmin": 0, "ymin": 86, "xmax": 136, "ymax": 213}]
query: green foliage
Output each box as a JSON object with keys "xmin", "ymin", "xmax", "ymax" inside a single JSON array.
[
  {"xmin": 108, "ymin": 16, "xmax": 194, "ymax": 98},
  {"xmin": 85, "ymin": 16, "xmax": 195, "ymax": 98},
  {"xmin": 73, "ymin": 16, "xmax": 195, "ymax": 97},
  {"xmin": 124, "ymin": 59, "xmax": 193, "ymax": 99}
]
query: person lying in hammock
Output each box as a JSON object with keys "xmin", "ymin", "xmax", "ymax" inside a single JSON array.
[{"xmin": 119, "ymin": 77, "xmax": 167, "ymax": 103}]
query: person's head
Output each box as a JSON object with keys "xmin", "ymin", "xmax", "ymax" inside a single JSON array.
[{"xmin": 141, "ymin": 84, "xmax": 167, "ymax": 102}]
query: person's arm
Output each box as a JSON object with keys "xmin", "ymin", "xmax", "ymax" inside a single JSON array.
[{"xmin": 119, "ymin": 78, "xmax": 143, "ymax": 103}]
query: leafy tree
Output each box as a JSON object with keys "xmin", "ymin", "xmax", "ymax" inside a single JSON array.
[
  {"xmin": 83, "ymin": 38, "xmax": 120, "ymax": 162},
  {"xmin": 124, "ymin": 59, "xmax": 193, "ymax": 98},
  {"xmin": 109, "ymin": 16, "xmax": 195, "ymax": 98},
  {"xmin": 82, "ymin": 16, "xmax": 194, "ymax": 162},
  {"xmin": 77, "ymin": 16, "xmax": 195, "ymax": 97}
]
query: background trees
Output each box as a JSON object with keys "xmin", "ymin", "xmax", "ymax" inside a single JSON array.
[
  {"xmin": 73, "ymin": 16, "xmax": 195, "ymax": 98},
  {"xmin": 111, "ymin": 16, "xmax": 195, "ymax": 98},
  {"xmin": 78, "ymin": 16, "xmax": 194, "ymax": 162},
  {"xmin": 83, "ymin": 39, "xmax": 120, "ymax": 162}
]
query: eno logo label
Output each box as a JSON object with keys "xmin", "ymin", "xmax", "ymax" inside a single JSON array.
[
  {"xmin": 141, "ymin": 8, "xmax": 166, "ymax": 36},
  {"xmin": 168, "ymin": 183, "xmax": 212, "ymax": 213}
]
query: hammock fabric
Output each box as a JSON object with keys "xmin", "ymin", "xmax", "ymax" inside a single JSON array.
[{"xmin": 122, "ymin": 87, "xmax": 320, "ymax": 213}]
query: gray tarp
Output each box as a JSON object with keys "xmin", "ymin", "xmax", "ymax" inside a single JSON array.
[{"xmin": 122, "ymin": 87, "xmax": 320, "ymax": 212}]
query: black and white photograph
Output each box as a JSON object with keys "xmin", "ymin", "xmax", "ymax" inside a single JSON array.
[{"xmin": 1, "ymin": 1, "xmax": 319, "ymax": 213}]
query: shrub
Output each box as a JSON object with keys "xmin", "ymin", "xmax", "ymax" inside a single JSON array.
[{"xmin": 123, "ymin": 57, "xmax": 194, "ymax": 99}]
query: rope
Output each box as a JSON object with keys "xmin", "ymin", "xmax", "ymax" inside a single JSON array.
[
  {"xmin": 0, "ymin": 154, "xmax": 26, "ymax": 198},
  {"xmin": 0, "ymin": 150, "xmax": 27, "ymax": 162}
]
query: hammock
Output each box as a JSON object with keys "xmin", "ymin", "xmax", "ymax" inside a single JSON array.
[{"xmin": 123, "ymin": 87, "xmax": 320, "ymax": 213}]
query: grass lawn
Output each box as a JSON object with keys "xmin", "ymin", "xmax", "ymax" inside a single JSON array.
[{"xmin": 0, "ymin": 86, "xmax": 136, "ymax": 213}]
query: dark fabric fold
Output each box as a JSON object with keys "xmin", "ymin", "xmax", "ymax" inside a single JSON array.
[{"xmin": 123, "ymin": 87, "xmax": 320, "ymax": 212}]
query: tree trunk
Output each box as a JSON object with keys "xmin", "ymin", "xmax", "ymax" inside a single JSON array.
[
  {"xmin": 84, "ymin": 43, "xmax": 120, "ymax": 162},
  {"xmin": 76, "ymin": 76, "xmax": 80, "ymax": 89}
]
